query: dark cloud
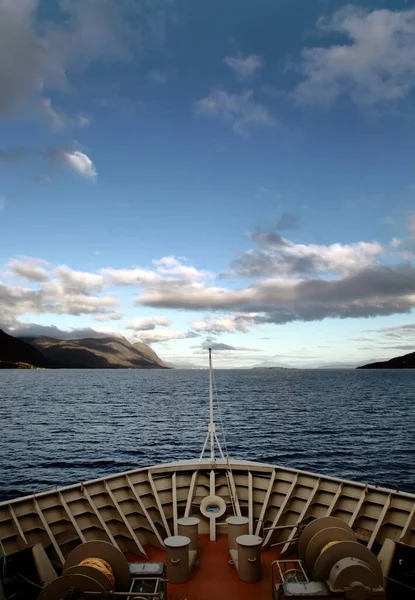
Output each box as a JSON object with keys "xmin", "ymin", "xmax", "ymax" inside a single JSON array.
[
  {"xmin": 3, "ymin": 323, "xmax": 116, "ymax": 340},
  {"xmin": 275, "ymin": 212, "xmax": 299, "ymax": 230},
  {"xmin": 228, "ymin": 249, "xmax": 316, "ymax": 278},
  {"xmin": 137, "ymin": 263, "xmax": 415, "ymax": 324},
  {"xmin": 381, "ymin": 345, "xmax": 415, "ymax": 351},
  {"xmin": 0, "ymin": 0, "xmax": 175, "ymax": 118},
  {"xmin": 247, "ymin": 231, "xmax": 286, "ymax": 247},
  {"xmin": 201, "ymin": 341, "xmax": 258, "ymax": 351},
  {"xmin": 203, "ymin": 342, "xmax": 237, "ymax": 351},
  {"xmin": 225, "ymin": 233, "xmax": 382, "ymax": 278},
  {"xmin": 199, "ymin": 335, "xmax": 259, "ymax": 352}
]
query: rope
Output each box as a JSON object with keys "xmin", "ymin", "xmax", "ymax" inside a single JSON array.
[{"xmin": 79, "ymin": 557, "xmax": 115, "ymax": 587}]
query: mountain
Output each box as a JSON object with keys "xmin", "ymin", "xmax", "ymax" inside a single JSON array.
[
  {"xmin": 0, "ymin": 329, "xmax": 50, "ymax": 368},
  {"xmin": 132, "ymin": 341, "xmax": 167, "ymax": 368},
  {"xmin": 357, "ymin": 351, "xmax": 415, "ymax": 369},
  {"xmin": 251, "ymin": 360, "xmax": 294, "ymax": 369},
  {"xmin": 165, "ymin": 361, "xmax": 206, "ymax": 369},
  {"xmin": 25, "ymin": 335, "xmax": 168, "ymax": 369}
]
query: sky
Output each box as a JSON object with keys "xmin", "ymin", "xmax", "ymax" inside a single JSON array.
[{"xmin": 1, "ymin": 0, "xmax": 415, "ymax": 368}]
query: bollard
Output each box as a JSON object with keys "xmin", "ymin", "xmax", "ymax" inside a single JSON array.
[
  {"xmin": 164, "ymin": 535, "xmax": 191, "ymax": 584},
  {"xmin": 226, "ymin": 516, "xmax": 249, "ymax": 552},
  {"xmin": 236, "ymin": 534, "xmax": 262, "ymax": 583},
  {"xmin": 177, "ymin": 517, "xmax": 200, "ymax": 553}
]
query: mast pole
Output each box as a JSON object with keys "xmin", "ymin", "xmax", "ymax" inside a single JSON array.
[
  {"xmin": 208, "ymin": 347, "xmax": 215, "ymax": 461},
  {"xmin": 200, "ymin": 347, "xmax": 225, "ymax": 462}
]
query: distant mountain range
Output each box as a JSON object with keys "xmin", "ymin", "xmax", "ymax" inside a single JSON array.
[
  {"xmin": 0, "ymin": 330, "xmax": 168, "ymax": 369},
  {"xmin": 357, "ymin": 350, "xmax": 415, "ymax": 369},
  {"xmin": 251, "ymin": 360, "xmax": 294, "ymax": 369}
]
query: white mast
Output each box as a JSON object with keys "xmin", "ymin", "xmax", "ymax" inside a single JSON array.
[{"xmin": 200, "ymin": 347, "xmax": 225, "ymax": 461}]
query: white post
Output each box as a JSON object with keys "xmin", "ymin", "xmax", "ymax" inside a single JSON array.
[{"xmin": 208, "ymin": 347, "xmax": 215, "ymax": 461}]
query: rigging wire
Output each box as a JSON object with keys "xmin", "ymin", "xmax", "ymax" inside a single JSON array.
[
  {"xmin": 17, "ymin": 574, "xmax": 42, "ymax": 589},
  {"xmin": 212, "ymin": 368, "xmax": 229, "ymax": 457},
  {"xmin": 211, "ymin": 368, "xmax": 240, "ymax": 515}
]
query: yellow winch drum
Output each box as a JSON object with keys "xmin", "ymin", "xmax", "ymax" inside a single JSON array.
[{"xmin": 38, "ymin": 540, "xmax": 131, "ymax": 600}]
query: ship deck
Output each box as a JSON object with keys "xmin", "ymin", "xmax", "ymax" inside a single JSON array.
[{"xmin": 128, "ymin": 534, "xmax": 281, "ymax": 600}]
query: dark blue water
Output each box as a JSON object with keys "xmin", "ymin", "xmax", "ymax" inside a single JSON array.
[{"xmin": 0, "ymin": 369, "xmax": 414, "ymax": 502}]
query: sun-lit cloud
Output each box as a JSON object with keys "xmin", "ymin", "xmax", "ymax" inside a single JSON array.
[
  {"xmin": 137, "ymin": 261, "xmax": 415, "ymax": 325},
  {"xmin": 7, "ymin": 257, "xmax": 50, "ymax": 282},
  {"xmin": 191, "ymin": 313, "xmax": 260, "ymax": 333},
  {"xmin": 132, "ymin": 329, "xmax": 198, "ymax": 344},
  {"xmin": 294, "ymin": 6, "xmax": 415, "ymax": 108},
  {"xmin": 54, "ymin": 265, "xmax": 104, "ymax": 293},
  {"xmin": 127, "ymin": 316, "xmax": 172, "ymax": 331},
  {"xmin": 102, "ymin": 256, "xmax": 210, "ymax": 286},
  {"xmin": 3, "ymin": 226, "xmax": 415, "ymax": 353},
  {"xmin": 102, "ymin": 267, "xmax": 161, "ymax": 286},
  {"xmin": 62, "ymin": 151, "xmax": 97, "ymax": 180},
  {"xmin": 226, "ymin": 232, "xmax": 383, "ymax": 277},
  {"xmin": 93, "ymin": 312, "xmax": 125, "ymax": 322}
]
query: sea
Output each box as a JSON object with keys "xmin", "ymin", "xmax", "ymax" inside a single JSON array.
[{"xmin": 0, "ymin": 368, "xmax": 414, "ymax": 502}]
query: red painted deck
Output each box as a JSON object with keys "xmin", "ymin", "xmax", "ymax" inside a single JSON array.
[{"xmin": 128, "ymin": 534, "xmax": 281, "ymax": 600}]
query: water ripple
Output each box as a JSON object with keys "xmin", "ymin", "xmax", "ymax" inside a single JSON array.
[{"xmin": 0, "ymin": 368, "xmax": 414, "ymax": 501}]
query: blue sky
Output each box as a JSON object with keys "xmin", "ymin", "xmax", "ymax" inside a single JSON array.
[{"xmin": 1, "ymin": 0, "xmax": 415, "ymax": 367}]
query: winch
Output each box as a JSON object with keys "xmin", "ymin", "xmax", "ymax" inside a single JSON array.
[
  {"xmin": 273, "ymin": 517, "xmax": 386, "ymax": 599},
  {"xmin": 35, "ymin": 540, "xmax": 166, "ymax": 600}
]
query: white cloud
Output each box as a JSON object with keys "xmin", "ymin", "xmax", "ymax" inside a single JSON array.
[
  {"xmin": 391, "ymin": 237, "xmax": 401, "ymax": 248},
  {"xmin": 3, "ymin": 233, "xmax": 415, "ymax": 344},
  {"xmin": 93, "ymin": 312, "xmax": 125, "ymax": 321},
  {"xmin": 127, "ymin": 316, "xmax": 171, "ymax": 330},
  {"xmin": 191, "ymin": 313, "xmax": 260, "ymax": 333},
  {"xmin": 8, "ymin": 257, "xmax": 49, "ymax": 282},
  {"xmin": 294, "ymin": 7, "xmax": 415, "ymax": 108},
  {"xmin": 102, "ymin": 256, "xmax": 209, "ymax": 286},
  {"xmin": 63, "ymin": 150, "xmax": 97, "ymax": 180},
  {"xmin": 102, "ymin": 267, "xmax": 162, "ymax": 286},
  {"xmin": 0, "ymin": 277, "xmax": 119, "ymax": 324},
  {"xmin": 224, "ymin": 54, "xmax": 263, "ymax": 78},
  {"xmin": 153, "ymin": 256, "xmax": 210, "ymax": 280},
  {"xmin": 195, "ymin": 89, "xmax": 275, "ymax": 134},
  {"xmin": 54, "ymin": 265, "xmax": 104, "ymax": 293},
  {"xmin": 227, "ymin": 232, "xmax": 383, "ymax": 277},
  {"xmin": 133, "ymin": 328, "xmax": 197, "ymax": 344}
]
